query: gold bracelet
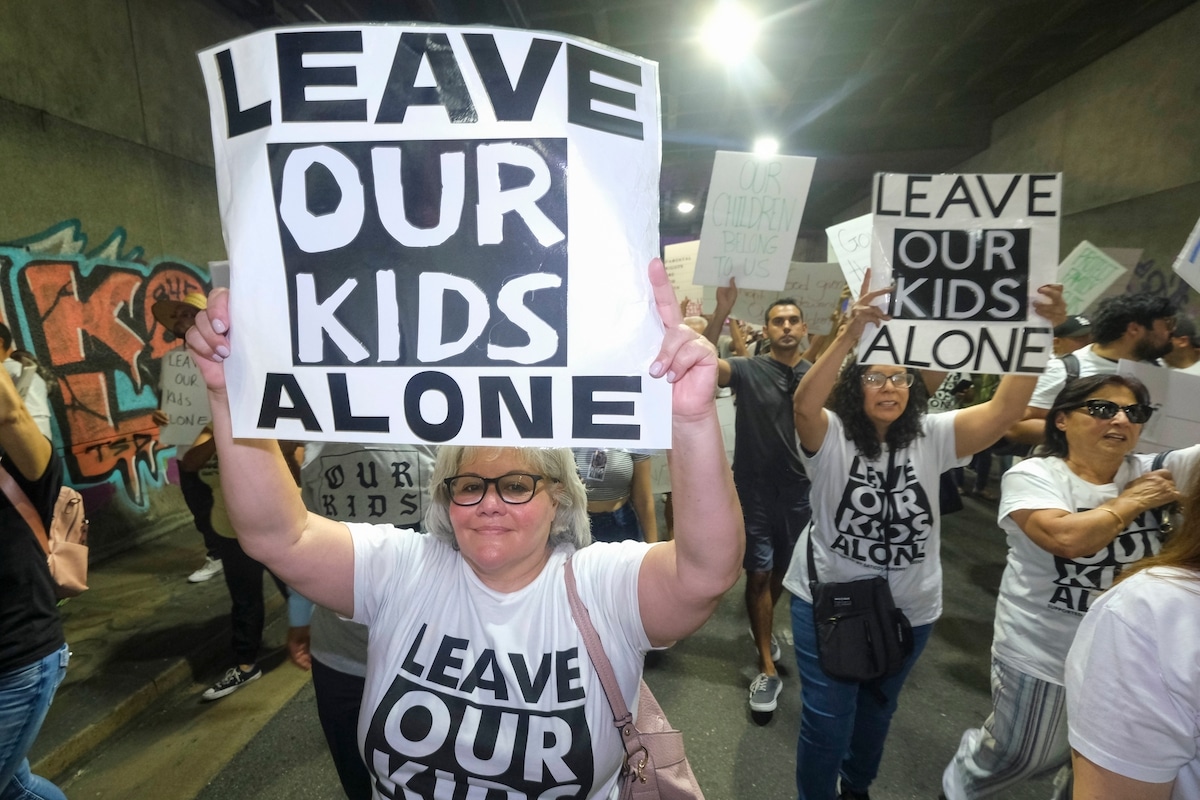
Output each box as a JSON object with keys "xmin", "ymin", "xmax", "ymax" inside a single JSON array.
[{"xmin": 1096, "ymin": 506, "xmax": 1126, "ymax": 531}]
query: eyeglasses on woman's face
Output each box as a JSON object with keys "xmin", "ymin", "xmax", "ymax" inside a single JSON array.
[
  {"xmin": 443, "ymin": 472, "xmax": 548, "ymax": 506},
  {"xmin": 1067, "ymin": 398, "xmax": 1156, "ymax": 424},
  {"xmin": 861, "ymin": 371, "xmax": 915, "ymax": 389}
]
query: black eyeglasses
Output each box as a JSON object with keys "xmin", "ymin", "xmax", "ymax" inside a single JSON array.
[
  {"xmin": 862, "ymin": 371, "xmax": 915, "ymax": 389},
  {"xmin": 443, "ymin": 472, "xmax": 548, "ymax": 506},
  {"xmin": 1067, "ymin": 399, "xmax": 1156, "ymax": 424}
]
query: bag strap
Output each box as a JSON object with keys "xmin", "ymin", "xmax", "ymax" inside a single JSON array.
[
  {"xmin": 563, "ymin": 556, "xmax": 641, "ymax": 747},
  {"xmin": 0, "ymin": 462, "xmax": 51, "ymax": 556},
  {"xmin": 1062, "ymin": 352, "xmax": 1080, "ymax": 382},
  {"xmin": 1152, "ymin": 450, "xmax": 1171, "ymax": 471}
]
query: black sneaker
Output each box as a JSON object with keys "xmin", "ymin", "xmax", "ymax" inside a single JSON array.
[{"xmin": 202, "ymin": 665, "xmax": 262, "ymax": 701}]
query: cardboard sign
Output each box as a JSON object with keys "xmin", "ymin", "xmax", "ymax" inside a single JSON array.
[
  {"xmin": 159, "ymin": 348, "xmax": 212, "ymax": 446},
  {"xmin": 861, "ymin": 173, "xmax": 1061, "ymax": 374},
  {"xmin": 198, "ymin": 26, "xmax": 666, "ymax": 446},
  {"xmin": 1117, "ymin": 360, "xmax": 1200, "ymax": 451},
  {"xmin": 693, "ymin": 151, "xmax": 816, "ymax": 291},
  {"xmin": 1173, "ymin": 215, "xmax": 1200, "ymax": 293},
  {"xmin": 704, "ymin": 262, "xmax": 847, "ymax": 335},
  {"xmin": 1057, "ymin": 241, "xmax": 1127, "ymax": 315},
  {"xmin": 663, "ymin": 240, "xmax": 706, "ymax": 310},
  {"xmin": 826, "ymin": 214, "xmax": 873, "ymax": 298}
]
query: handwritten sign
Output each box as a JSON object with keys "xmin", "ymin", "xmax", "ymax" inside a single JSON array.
[
  {"xmin": 199, "ymin": 26, "xmax": 667, "ymax": 446},
  {"xmin": 160, "ymin": 348, "xmax": 211, "ymax": 446},
  {"xmin": 1173, "ymin": 215, "xmax": 1200, "ymax": 293},
  {"xmin": 705, "ymin": 262, "xmax": 846, "ymax": 335},
  {"xmin": 826, "ymin": 214, "xmax": 873, "ymax": 298},
  {"xmin": 1117, "ymin": 359, "xmax": 1200, "ymax": 451},
  {"xmin": 860, "ymin": 173, "xmax": 1060, "ymax": 374},
  {"xmin": 692, "ymin": 151, "xmax": 816, "ymax": 291},
  {"xmin": 1056, "ymin": 241, "xmax": 1127, "ymax": 315},
  {"xmin": 663, "ymin": 240, "xmax": 706, "ymax": 310}
]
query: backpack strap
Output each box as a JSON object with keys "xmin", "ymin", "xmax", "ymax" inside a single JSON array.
[
  {"xmin": 1062, "ymin": 353, "xmax": 1080, "ymax": 382},
  {"xmin": 0, "ymin": 462, "xmax": 50, "ymax": 556},
  {"xmin": 1152, "ymin": 450, "xmax": 1172, "ymax": 471}
]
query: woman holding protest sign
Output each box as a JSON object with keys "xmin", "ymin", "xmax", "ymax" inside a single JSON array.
[
  {"xmin": 784, "ymin": 271, "xmax": 1065, "ymax": 800},
  {"xmin": 184, "ymin": 258, "xmax": 742, "ymax": 798},
  {"xmin": 941, "ymin": 374, "xmax": 1199, "ymax": 800}
]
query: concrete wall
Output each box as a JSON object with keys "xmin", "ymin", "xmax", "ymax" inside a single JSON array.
[
  {"xmin": 0, "ymin": 0, "xmax": 250, "ymax": 558},
  {"xmin": 836, "ymin": 2, "xmax": 1200, "ymax": 316}
]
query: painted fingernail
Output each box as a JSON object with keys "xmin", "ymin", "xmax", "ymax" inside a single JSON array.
[
  {"xmin": 213, "ymin": 318, "xmax": 228, "ymax": 334},
  {"xmin": 650, "ymin": 361, "xmax": 665, "ymax": 377},
  {"xmin": 666, "ymin": 370, "xmax": 677, "ymax": 382},
  {"xmin": 216, "ymin": 345, "xmax": 230, "ymax": 358},
  {"xmin": 212, "ymin": 353, "xmax": 224, "ymax": 363}
]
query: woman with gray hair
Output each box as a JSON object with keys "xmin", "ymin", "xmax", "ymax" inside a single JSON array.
[{"xmin": 183, "ymin": 259, "xmax": 743, "ymax": 799}]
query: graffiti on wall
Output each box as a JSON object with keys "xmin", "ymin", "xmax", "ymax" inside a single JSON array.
[
  {"xmin": 0, "ymin": 221, "xmax": 211, "ymax": 507},
  {"xmin": 1124, "ymin": 258, "xmax": 1195, "ymax": 315}
]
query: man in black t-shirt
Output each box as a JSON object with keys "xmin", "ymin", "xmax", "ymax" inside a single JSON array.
[
  {"xmin": 0, "ymin": 365, "xmax": 67, "ymax": 797},
  {"xmin": 705, "ymin": 280, "xmax": 815, "ymax": 715}
]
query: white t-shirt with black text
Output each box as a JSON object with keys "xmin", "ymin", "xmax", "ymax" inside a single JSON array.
[
  {"xmin": 783, "ymin": 410, "xmax": 966, "ymax": 626},
  {"xmin": 992, "ymin": 447, "xmax": 1199, "ymax": 684},
  {"xmin": 351, "ymin": 525, "xmax": 651, "ymax": 800}
]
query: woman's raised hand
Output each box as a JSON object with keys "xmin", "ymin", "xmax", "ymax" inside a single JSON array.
[
  {"xmin": 648, "ymin": 258, "xmax": 719, "ymax": 422},
  {"xmin": 843, "ymin": 270, "xmax": 893, "ymax": 339},
  {"xmin": 185, "ymin": 287, "xmax": 233, "ymax": 395}
]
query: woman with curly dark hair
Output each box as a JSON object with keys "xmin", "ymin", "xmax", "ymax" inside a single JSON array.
[{"xmin": 783, "ymin": 273, "xmax": 1066, "ymax": 800}]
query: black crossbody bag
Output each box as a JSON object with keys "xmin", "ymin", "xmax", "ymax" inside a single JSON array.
[{"xmin": 808, "ymin": 450, "xmax": 914, "ymax": 682}]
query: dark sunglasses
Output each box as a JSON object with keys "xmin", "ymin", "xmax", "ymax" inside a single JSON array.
[{"xmin": 1067, "ymin": 399, "xmax": 1156, "ymax": 424}]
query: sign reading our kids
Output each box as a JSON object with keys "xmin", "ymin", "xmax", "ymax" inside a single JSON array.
[
  {"xmin": 860, "ymin": 173, "xmax": 1061, "ymax": 374},
  {"xmin": 198, "ymin": 25, "xmax": 666, "ymax": 446}
]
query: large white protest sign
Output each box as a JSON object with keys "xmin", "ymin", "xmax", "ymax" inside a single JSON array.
[
  {"xmin": 1173, "ymin": 215, "xmax": 1200, "ymax": 293},
  {"xmin": 199, "ymin": 26, "xmax": 665, "ymax": 446},
  {"xmin": 1117, "ymin": 359, "xmax": 1200, "ymax": 451},
  {"xmin": 692, "ymin": 151, "xmax": 816, "ymax": 292},
  {"xmin": 160, "ymin": 348, "xmax": 212, "ymax": 446},
  {"xmin": 663, "ymin": 240, "xmax": 706, "ymax": 311},
  {"xmin": 1056, "ymin": 241, "xmax": 1127, "ymax": 315},
  {"xmin": 705, "ymin": 262, "xmax": 846, "ymax": 335},
  {"xmin": 860, "ymin": 173, "xmax": 1061, "ymax": 374},
  {"xmin": 826, "ymin": 214, "xmax": 873, "ymax": 298}
]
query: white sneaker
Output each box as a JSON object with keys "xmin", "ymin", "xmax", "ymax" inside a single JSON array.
[{"xmin": 188, "ymin": 556, "xmax": 223, "ymax": 583}]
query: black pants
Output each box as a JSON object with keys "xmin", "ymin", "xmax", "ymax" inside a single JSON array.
[
  {"xmin": 312, "ymin": 658, "xmax": 371, "ymax": 800},
  {"xmin": 211, "ymin": 535, "xmax": 287, "ymax": 665},
  {"xmin": 179, "ymin": 469, "xmax": 222, "ymax": 558}
]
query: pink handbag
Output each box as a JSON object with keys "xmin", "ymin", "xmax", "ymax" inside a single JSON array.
[
  {"xmin": 564, "ymin": 557, "xmax": 705, "ymax": 799},
  {"xmin": 0, "ymin": 464, "xmax": 89, "ymax": 599}
]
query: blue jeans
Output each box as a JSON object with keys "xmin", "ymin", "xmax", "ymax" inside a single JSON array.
[
  {"xmin": 588, "ymin": 503, "xmax": 643, "ymax": 543},
  {"xmin": 791, "ymin": 596, "xmax": 932, "ymax": 800},
  {"xmin": 0, "ymin": 643, "xmax": 69, "ymax": 800}
]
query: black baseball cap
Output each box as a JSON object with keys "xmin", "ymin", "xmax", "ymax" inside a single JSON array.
[{"xmin": 1053, "ymin": 315, "xmax": 1092, "ymax": 339}]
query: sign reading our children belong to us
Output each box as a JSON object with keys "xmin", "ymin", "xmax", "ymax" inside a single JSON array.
[
  {"xmin": 860, "ymin": 173, "xmax": 1062, "ymax": 374},
  {"xmin": 198, "ymin": 26, "xmax": 666, "ymax": 447}
]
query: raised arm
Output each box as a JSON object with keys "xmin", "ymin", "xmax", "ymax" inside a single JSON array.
[
  {"xmin": 953, "ymin": 284, "xmax": 1066, "ymax": 457},
  {"xmin": 705, "ymin": 278, "xmax": 737, "ymax": 387},
  {"xmin": 638, "ymin": 259, "xmax": 744, "ymax": 646},
  {"xmin": 186, "ymin": 289, "xmax": 355, "ymax": 617},
  {"xmin": 0, "ymin": 366, "xmax": 51, "ymax": 482},
  {"xmin": 792, "ymin": 274, "xmax": 892, "ymax": 453}
]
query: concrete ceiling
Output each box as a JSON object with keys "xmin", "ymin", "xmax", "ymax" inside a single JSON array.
[{"xmin": 217, "ymin": 0, "xmax": 1198, "ymax": 238}]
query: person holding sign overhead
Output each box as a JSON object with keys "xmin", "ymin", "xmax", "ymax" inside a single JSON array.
[
  {"xmin": 183, "ymin": 259, "xmax": 743, "ymax": 799},
  {"xmin": 784, "ymin": 271, "xmax": 1065, "ymax": 800}
]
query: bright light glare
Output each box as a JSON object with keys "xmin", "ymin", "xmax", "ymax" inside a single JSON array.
[
  {"xmin": 701, "ymin": 3, "xmax": 759, "ymax": 63},
  {"xmin": 677, "ymin": 201, "xmax": 696, "ymax": 214},
  {"xmin": 753, "ymin": 137, "xmax": 779, "ymax": 156}
]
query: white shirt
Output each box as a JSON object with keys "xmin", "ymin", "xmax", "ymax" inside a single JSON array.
[
  {"xmin": 1028, "ymin": 344, "xmax": 1120, "ymax": 409},
  {"xmin": 783, "ymin": 410, "xmax": 965, "ymax": 626},
  {"xmin": 351, "ymin": 526, "xmax": 652, "ymax": 800},
  {"xmin": 1067, "ymin": 567, "xmax": 1200, "ymax": 798},
  {"xmin": 992, "ymin": 448, "xmax": 1199, "ymax": 683}
]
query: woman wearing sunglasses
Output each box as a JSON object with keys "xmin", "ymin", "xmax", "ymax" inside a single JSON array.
[
  {"xmin": 182, "ymin": 260, "xmax": 743, "ymax": 799},
  {"xmin": 942, "ymin": 373, "xmax": 1199, "ymax": 800},
  {"xmin": 786, "ymin": 273, "xmax": 1066, "ymax": 800}
]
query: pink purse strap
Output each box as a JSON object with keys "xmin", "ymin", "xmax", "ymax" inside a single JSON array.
[
  {"xmin": 563, "ymin": 556, "xmax": 640, "ymax": 739},
  {"xmin": 0, "ymin": 462, "xmax": 51, "ymax": 555}
]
